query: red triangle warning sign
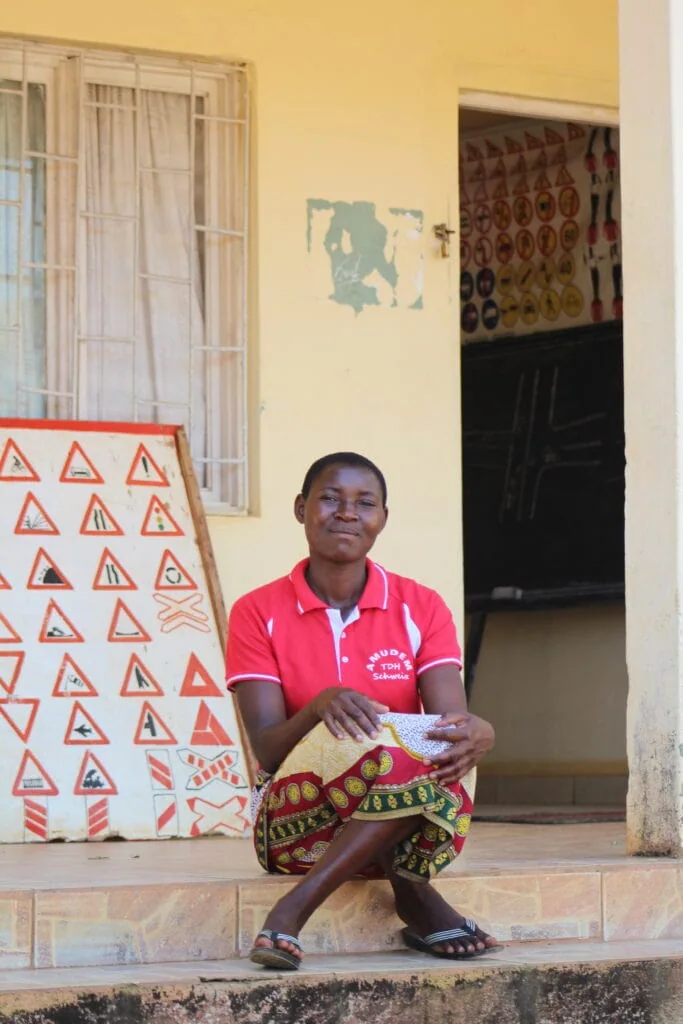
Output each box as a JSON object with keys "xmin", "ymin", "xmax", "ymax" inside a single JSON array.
[
  {"xmin": 551, "ymin": 144, "xmax": 567, "ymax": 166},
  {"xmin": 489, "ymin": 157, "xmax": 506, "ymax": 181},
  {"xmin": 0, "ymin": 698, "xmax": 39, "ymax": 742},
  {"xmin": 12, "ymin": 750, "xmax": 59, "ymax": 797},
  {"xmin": 471, "ymin": 181, "xmax": 487, "ymax": 204},
  {"xmin": 39, "ymin": 600, "xmax": 84, "ymax": 643},
  {"xmin": 470, "ymin": 162, "xmax": 486, "ymax": 183},
  {"xmin": 92, "ymin": 548, "xmax": 137, "ymax": 591},
  {"xmin": 134, "ymin": 701, "xmax": 178, "ymax": 745},
  {"xmin": 52, "ymin": 654, "xmax": 98, "ymax": 698},
  {"xmin": 27, "ymin": 548, "xmax": 73, "ymax": 590},
  {"xmin": 465, "ymin": 142, "xmax": 484, "ymax": 162},
  {"xmin": 512, "ymin": 176, "xmax": 530, "ymax": 196},
  {"xmin": 154, "ymin": 549, "xmax": 198, "ymax": 591},
  {"xmin": 107, "ymin": 599, "xmax": 152, "ymax": 643},
  {"xmin": 0, "ymin": 570, "xmax": 10, "ymax": 590},
  {"xmin": 534, "ymin": 171, "xmax": 552, "ymax": 191},
  {"xmin": 140, "ymin": 496, "xmax": 183, "ymax": 537},
  {"xmin": 485, "ymin": 138, "xmax": 504, "ymax": 159},
  {"xmin": 511, "ymin": 154, "xmax": 527, "ymax": 176},
  {"xmin": 74, "ymin": 751, "xmax": 118, "ymax": 796},
  {"xmin": 532, "ymin": 149, "xmax": 548, "ymax": 171},
  {"xmin": 80, "ymin": 495, "xmax": 123, "ymax": 536},
  {"xmin": 0, "ymin": 439, "xmax": 40, "ymax": 481},
  {"xmin": 190, "ymin": 700, "xmax": 234, "ymax": 746},
  {"xmin": 504, "ymin": 135, "xmax": 524, "ymax": 155},
  {"xmin": 545, "ymin": 126, "xmax": 565, "ymax": 145},
  {"xmin": 179, "ymin": 654, "xmax": 223, "ymax": 699},
  {"xmin": 492, "ymin": 178, "xmax": 509, "ymax": 199},
  {"xmin": 59, "ymin": 442, "xmax": 105, "ymax": 484},
  {"xmin": 0, "ymin": 612, "xmax": 22, "ymax": 644},
  {"xmin": 524, "ymin": 131, "xmax": 544, "ymax": 150},
  {"xmin": 126, "ymin": 444, "xmax": 170, "ymax": 487},
  {"xmin": 15, "ymin": 492, "xmax": 59, "ymax": 535},
  {"xmin": 0, "ymin": 651, "xmax": 25, "ymax": 696},
  {"xmin": 567, "ymin": 122, "xmax": 586, "ymax": 141},
  {"xmin": 555, "ymin": 165, "xmax": 575, "ymax": 187},
  {"xmin": 120, "ymin": 654, "xmax": 164, "ymax": 697},
  {"xmin": 64, "ymin": 701, "xmax": 109, "ymax": 744},
  {"xmin": 459, "ymin": 184, "xmax": 471, "ymax": 205}
]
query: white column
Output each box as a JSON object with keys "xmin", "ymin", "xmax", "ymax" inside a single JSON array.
[{"xmin": 620, "ymin": 0, "xmax": 683, "ymax": 853}]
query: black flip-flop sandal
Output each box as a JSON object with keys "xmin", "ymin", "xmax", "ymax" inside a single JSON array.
[
  {"xmin": 402, "ymin": 919, "xmax": 503, "ymax": 960},
  {"xmin": 250, "ymin": 929, "xmax": 303, "ymax": 970}
]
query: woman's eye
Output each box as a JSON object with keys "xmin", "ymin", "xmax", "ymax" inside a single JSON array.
[
  {"xmin": 358, "ymin": 499, "xmax": 376, "ymax": 508},
  {"xmin": 320, "ymin": 494, "xmax": 337, "ymax": 503}
]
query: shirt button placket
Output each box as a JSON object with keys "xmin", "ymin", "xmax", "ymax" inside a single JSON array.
[{"xmin": 340, "ymin": 632, "xmax": 347, "ymax": 676}]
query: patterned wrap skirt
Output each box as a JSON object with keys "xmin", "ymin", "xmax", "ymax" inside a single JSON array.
[{"xmin": 252, "ymin": 713, "xmax": 476, "ymax": 881}]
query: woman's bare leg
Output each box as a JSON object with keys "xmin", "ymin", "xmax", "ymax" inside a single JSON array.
[
  {"xmin": 253, "ymin": 815, "xmax": 420, "ymax": 960},
  {"xmin": 379, "ymin": 855, "xmax": 499, "ymax": 956}
]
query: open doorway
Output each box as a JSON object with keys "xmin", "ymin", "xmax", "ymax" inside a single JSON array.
[{"xmin": 458, "ymin": 101, "xmax": 626, "ymax": 824}]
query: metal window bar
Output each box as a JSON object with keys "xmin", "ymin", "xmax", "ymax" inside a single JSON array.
[
  {"xmin": 25, "ymin": 150, "xmax": 78, "ymax": 162},
  {"xmin": 17, "ymin": 48, "xmax": 27, "ymax": 416},
  {"xmin": 2, "ymin": 40, "xmax": 249, "ymax": 510},
  {"xmin": 241, "ymin": 77, "xmax": 250, "ymax": 511},
  {"xmin": 74, "ymin": 51, "xmax": 87, "ymax": 419},
  {"xmin": 194, "ymin": 113, "xmax": 246, "ymax": 125},
  {"xmin": 132, "ymin": 63, "xmax": 141, "ymax": 427},
  {"xmin": 187, "ymin": 66, "xmax": 197, "ymax": 486}
]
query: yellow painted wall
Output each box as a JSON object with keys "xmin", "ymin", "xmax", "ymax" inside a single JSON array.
[
  {"xmin": 1, "ymin": 1, "xmax": 620, "ymax": 765},
  {"xmin": 469, "ymin": 605, "xmax": 627, "ymax": 774}
]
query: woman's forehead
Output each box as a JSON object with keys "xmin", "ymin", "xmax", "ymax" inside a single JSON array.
[{"xmin": 312, "ymin": 463, "xmax": 382, "ymax": 493}]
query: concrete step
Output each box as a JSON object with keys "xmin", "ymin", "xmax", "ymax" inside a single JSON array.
[
  {"xmin": 3, "ymin": 823, "xmax": 682, "ymax": 971},
  {"xmin": 2, "ymin": 940, "xmax": 683, "ymax": 1024}
]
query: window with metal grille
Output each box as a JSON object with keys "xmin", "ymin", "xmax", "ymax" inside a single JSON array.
[{"xmin": 0, "ymin": 41, "xmax": 249, "ymax": 512}]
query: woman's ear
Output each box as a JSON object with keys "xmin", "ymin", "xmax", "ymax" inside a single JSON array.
[{"xmin": 293, "ymin": 494, "xmax": 305, "ymax": 523}]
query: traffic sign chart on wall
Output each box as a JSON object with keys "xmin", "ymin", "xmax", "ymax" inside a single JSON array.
[{"xmin": 0, "ymin": 420, "xmax": 251, "ymax": 843}]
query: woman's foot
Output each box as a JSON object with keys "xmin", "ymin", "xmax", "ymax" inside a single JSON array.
[
  {"xmin": 251, "ymin": 891, "xmax": 306, "ymax": 962},
  {"xmin": 391, "ymin": 877, "xmax": 499, "ymax": 955}
]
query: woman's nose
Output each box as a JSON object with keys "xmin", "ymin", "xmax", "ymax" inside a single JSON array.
[{"xmin": 335, "ymin": 501, "xmax": 358, "ymax": 519}]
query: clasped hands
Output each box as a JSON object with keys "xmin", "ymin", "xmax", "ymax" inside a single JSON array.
[{"xmin": 313, "ymin": 686, "xmax": 494, "ymax": 784}]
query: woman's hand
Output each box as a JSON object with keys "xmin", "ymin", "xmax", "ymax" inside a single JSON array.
[
  {"xmin": 313, "ymin": 687, "xmax": 389, "ymax": 742},
  {"xmin": 423, "ymin": 712, "xmax": 495, "ymax": 784}
]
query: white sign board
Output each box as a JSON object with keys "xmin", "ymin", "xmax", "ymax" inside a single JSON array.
[{"xmin": 0, "ymin": 420, "xmax": 251, "ymax": 843}]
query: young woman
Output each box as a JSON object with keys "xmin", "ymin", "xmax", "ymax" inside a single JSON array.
[{"xmin": 226, "ymin": 452, "xmax": 499, "ymax": 969}]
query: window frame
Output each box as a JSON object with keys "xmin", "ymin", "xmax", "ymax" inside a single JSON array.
[{"xmin": 0, "ymin": 40, "xmax": 250, "ymax": 514}]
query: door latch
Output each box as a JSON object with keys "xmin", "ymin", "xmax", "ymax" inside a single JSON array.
[{"xmin": 433, "ymin": 223, "xmax": 455, "ymax": 258}]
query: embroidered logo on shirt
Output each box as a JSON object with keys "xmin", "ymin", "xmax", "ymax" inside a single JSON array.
[{"xmin": 365, "ymin": 648, "xmax": 413, "ymax": 681}]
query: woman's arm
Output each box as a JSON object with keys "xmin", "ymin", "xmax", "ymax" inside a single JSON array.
[
  {"xmin": 234, "ymin": 680, "xmax": 321, "ymax": 773},
  {"xmin": 419, "ymin": 663, "xmax": 469, "ymax": 717},
  {"xmin": 227, "ymin": 596, "xmax": 388, "ymax": 773},
  {"xmin": 234, "ymin": 680, "xmax": 389, "ymax": 774},
  {"xmin": 418, "ymin": 658, "xmax": 495, "ymax": 785}
]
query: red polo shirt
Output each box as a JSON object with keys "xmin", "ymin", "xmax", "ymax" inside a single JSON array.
[{"xmin": 226, "ymin": 560, "xmax": 462, "ymax": 716}]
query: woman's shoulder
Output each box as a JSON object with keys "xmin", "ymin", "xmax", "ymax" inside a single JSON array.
[
  {"xmin": 379, "ymin": 564, "xmax": 447, "ymax": 609},
  {"xmin": 229, "ymin": 572, "xmax": 294, "ymax": 617}
]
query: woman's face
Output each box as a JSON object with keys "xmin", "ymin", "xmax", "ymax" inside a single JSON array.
[{"xmin": 295, "ymin": 463, "xmax": 387, "ymax": 563}]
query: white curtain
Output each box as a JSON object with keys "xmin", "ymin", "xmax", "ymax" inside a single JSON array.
[
  {"xmin": 83, "ymin": 84, "xmax": 205, "ymax": 464},
  {"xmin": 0, "ymin": 58, "xmax": 246, "ymax": 506},
  {"xmin": 0, "ymin": 81, "xmax": 46, "ymax": 417}
]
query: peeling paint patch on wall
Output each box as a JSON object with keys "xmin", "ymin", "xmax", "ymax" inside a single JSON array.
[{"xmin": 307, "ymin": 200, "xmax": 423, "ymax": 313}]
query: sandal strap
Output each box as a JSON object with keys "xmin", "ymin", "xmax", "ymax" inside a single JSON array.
[
  {"xmin": 423, "ymin": 927, "xmax": 473, "ymax": 945},
  {"xmin": 423, "ymin": 919, "xmax": 485, "ymax": 946},
  {"xmin": 256, "ymin": 928, "xmax": 301, "ymax": 950}
]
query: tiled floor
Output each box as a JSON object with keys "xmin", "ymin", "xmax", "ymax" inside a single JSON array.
[{"xmin": 0, "ymin": 819, "xmax": 631, "ymax": 891}]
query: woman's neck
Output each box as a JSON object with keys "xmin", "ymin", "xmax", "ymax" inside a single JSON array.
[{"xmin": 305, "ymin": 555, "xmax": 368, "ymax": 612}]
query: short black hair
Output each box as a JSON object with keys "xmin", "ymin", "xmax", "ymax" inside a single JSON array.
[{"xmin": 301, "ymin": 452, "xmax": 388, "ymax": 507}]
